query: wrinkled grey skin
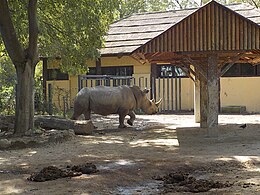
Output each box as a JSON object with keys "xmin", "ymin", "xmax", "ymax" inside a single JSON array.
[{"xmin": 71, "ymin": 85, "xmax": 162, "ymax": 128}]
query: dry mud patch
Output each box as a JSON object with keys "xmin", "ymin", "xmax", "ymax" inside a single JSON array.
[{"xmin": 0, "ymin": 114, "xmax": 259, "ymax": 194}]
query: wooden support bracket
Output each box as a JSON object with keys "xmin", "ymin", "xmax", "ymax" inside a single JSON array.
[
  {"xmin": 180, "ymin": 61, "xmax": 195, "ymax": 82},
  {"xmin": 220, "ymin": 53, "xmax": 244, "ymax": 77},
  {"xmin": 184, "ymin": 57, "xmax": 207, "ymax": 80}
]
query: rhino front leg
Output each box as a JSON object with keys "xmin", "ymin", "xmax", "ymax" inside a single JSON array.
[
  {"xmin": 127, "ymin": 111, "xmax": 136, "ymax": 126},
  {"xmin": 118, "ymin": 109, "xmax": 128, "ymax": 128}
]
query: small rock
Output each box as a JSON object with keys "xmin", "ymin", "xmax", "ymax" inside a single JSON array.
[
  {"xmin": 48, "ymin": 130, "xmax": 75, "ymax": 143},
  {"xmin": 11, "ymin": 140, "xmax": 27, "ymax": 149},
  {"xmin": 0, "ymin": 139, "xmax": 12, "ymax": 149},
  {"xmin": 74, "ymin": 120, "xmax": 94, "ymax": 135}
]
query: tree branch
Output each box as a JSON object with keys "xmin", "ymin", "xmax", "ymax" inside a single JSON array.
[
  {"xmin": 174, "ymin": 0, "xmax": 183, "ymax": 9},
  {"xmin": 251, "ymin": 0, "xmax": 259, "ymax": 8},
  {"xmin": 28, "ymin": 0, "xmax": 39, "ymax": 66},
  {"xmin": 0, "ymin": 0, "xmax": 25, "ymax": 67}
]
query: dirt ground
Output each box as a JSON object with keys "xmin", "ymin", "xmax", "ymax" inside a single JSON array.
[{"xmin": 0, "ymin": 113, "xmax": 260, "ymax": 195}]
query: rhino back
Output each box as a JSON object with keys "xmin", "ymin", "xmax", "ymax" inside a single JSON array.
[{"xmin": 88, "ymin": 86, "xmax": 136, "ymax": 115}]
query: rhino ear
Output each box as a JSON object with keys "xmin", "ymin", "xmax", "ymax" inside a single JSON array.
[{"xmin": 142, "ymin": 88, "xmax": 149, "ymax": 94}]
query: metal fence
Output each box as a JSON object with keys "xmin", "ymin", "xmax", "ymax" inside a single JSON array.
[{"xmin": 78, "ymin": 75, "xmax": 182, "ymax": 112}]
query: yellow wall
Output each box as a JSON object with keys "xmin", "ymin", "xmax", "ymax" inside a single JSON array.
[
  {"xmin": 181, "ymin": 78, "xmax": 194, "ymax": 111},
  {"xmin": 47, "ymin": 56, "xmax": 260, "ymax": 113},
  {"xmin": 220, "ymin": 77, "xmax": 260, "ymax": 113},
  {"xmin": 47, "ymin": 59, "xmax": 60, "ymax": 69},
  {"xmin": 70, "ymin": 75, "xmax": 79, "ymax": 106},
  {"xmin": 46, "ymin": 80, "xmax": 70, "ymax": 110},
  {"xmin": 101, "ymin": 56, "xmax": 143, "ymax": 67}
]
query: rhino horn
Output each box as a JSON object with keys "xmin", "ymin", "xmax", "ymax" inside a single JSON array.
[{"xmin": 155, "ymin": 98, "xmax": 162, "ymax": 107}]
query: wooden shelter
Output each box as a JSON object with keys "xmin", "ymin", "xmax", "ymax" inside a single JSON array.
[{"xmin": 101, "ymin": 1, "xmax": 260, "ymax": 128}]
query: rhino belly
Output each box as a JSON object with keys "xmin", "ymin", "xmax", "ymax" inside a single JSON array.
[{"xmin": 90, "ymin": 103, "xmax": 119, "ymax": 116}]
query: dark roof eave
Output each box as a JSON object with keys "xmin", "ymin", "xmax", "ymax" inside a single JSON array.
[{"xmin": 100, "ymin": 53, "xmax": 132, "ymax": 57}]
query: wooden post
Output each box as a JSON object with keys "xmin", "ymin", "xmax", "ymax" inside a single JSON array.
[
  {"xmin": 200, "ymin": 71, "xmax": 208, "ymax": 127},
  {"xmin": 200, "ymin": 54, "xmax": 220, "ymax": 128},
  {"xmin": 96, "ymin": 58, "xmax": 101, "ymax": 75},
  {"xmin": 150, "ymin": 64, "xmax": 157, "ymax": 99},
  {"xmin": 194, "ymin": 67, "xmax": 200, "ymax": 123},
  {"xmin": 42, "ymin": 57, "xmax": 48, "ymax": 110},
  {"xmin": 48, "ymin": 83, "xmax": 53, "ymax": 115}
]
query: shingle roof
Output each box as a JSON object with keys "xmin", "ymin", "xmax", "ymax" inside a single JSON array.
[{"xmin": 100, "ymin": 3, "xmax": 260, "ymax": 56}]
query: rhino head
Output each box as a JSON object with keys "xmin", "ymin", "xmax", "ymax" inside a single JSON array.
[{"xmin": 131, "ymin": 86, "xmax": 162, "ymax": 114}]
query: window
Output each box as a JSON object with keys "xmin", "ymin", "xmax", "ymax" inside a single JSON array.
[
  {"xmin": 222, "ymin": 63, "xmax": 259, "ymax": 77},
  {"xmin": 222, "ymin": 64, "xmax": 240, "ymax": 76},
  {"xmin": 256, "ymin": 64, "xmax": 260, "ymax": 76},
  {"xmin": 157, "ymin": 65, "xmax": 187, "ymax": 78},
  {"xmin": 102, "ymin": 66, "xmax": 133, "ymax": 76},
  {"xmin": 47, "ymin": 69, "xmax": 69, "ymax": 80},
  {"xmin": 88, "ymin": 67, "xmax": 96, "ymax": 75},
  {"xmin": 241, "ymin": 64, "xmax": 255, "ymax": 76},
  {"xmin": 87, "ymin": 66, "xmax": 133, "ymax": 76}
]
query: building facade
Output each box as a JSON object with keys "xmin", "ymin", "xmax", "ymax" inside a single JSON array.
[{"xmin": 44, "ymin": 2, "xmax": 260, "ymax": 114}]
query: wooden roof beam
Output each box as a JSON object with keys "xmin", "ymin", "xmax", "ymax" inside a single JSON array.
[{"xmin": 131, "ymin": 52, "xmax": 148, "ymax": 64}]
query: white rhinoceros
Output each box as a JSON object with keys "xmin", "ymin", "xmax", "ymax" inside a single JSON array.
[{"xmin": 71, "ymin": 85, "xmax": 162, "ymax": 128}]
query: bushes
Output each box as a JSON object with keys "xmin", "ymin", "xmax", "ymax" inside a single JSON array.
[{"xmin": 0, "ymin": 57, "xmax": 16, "ymax": 115}]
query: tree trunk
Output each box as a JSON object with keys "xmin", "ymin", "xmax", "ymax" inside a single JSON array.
[
  {"xmin": 14, "ymin": 61, "xmax": 35, "ymax": 135},
  {"xmin": 0, "ymin": 0, "xmax": 39, "ymax": 136}
]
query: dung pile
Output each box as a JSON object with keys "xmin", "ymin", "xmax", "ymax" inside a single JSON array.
[
  {"xmin": 28, "ymin": 163, "xmax": 98, "ymax": 182},
  {"xmin": 154, "ymin": 171, "xmax": 232, "ymax": 193}
]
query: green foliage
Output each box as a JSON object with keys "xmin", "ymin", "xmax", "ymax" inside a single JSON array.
[
  {"xmin": 118, "ymin": 0, "xmax": 172, "ymax": 18},
  {"xmin": 0, "ymin": 56, "xmax": 16, "ymax": 114},
  {"xmin": 37, "ymin": 0, "xmax": 120, "ymax": 74},
  {"xmin": 0, "ymin": 53, "xmax": 45, "ymax": 115},
  {"xmin": 117, "ymin": 0, "xmax": 201, "ymax": 18},
  {"xmin": 34, "ymin": 61, "xmax": 46, "ymax": 114},
  {"xmin": 118, "ymin": 0, "xmax": 260, "ymax": 15},
  {"xmin": 1, "ymin": 0, "xmax": 120, "ymax": 75},
  {"xmin": 228, "ymin": 0, "xmax": 259, "ymax": 8},
  {"xmin": 201, "ymin": 0, "xmax": 259, "ymax": 7}
]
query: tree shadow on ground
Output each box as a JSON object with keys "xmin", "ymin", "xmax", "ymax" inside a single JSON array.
[{"xmin": 0, "ymin": 114, "xmax": 259, "ymax": 194}]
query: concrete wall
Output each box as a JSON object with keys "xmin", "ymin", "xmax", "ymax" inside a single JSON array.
[{"xmin": 220, "ymin": 77, "xmax": 260, "ymax": 113}]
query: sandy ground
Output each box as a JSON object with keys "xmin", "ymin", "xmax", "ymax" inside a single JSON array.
[{"xmin": 0, "ymin": 113, "xmax": 260, "ymax": 195}]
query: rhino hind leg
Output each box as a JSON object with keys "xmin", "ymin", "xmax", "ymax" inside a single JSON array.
[
  {"xmin": 83, "ymin": 110, "xmax": 91, "ymax": 120},
  {"xmin": 127, "ymin": 120, "xmax": 133, "ymax": 126},
  {"xmin": 71, "ymin": 101, "xmax": 84, "ymax": 120},
  {"xmin": 71, "ymin": 110, "xmax": 82, "ymax": 120},
  {"xmin": 127, "ymin": 111, "xmax": 136, "ymax": 126}
]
